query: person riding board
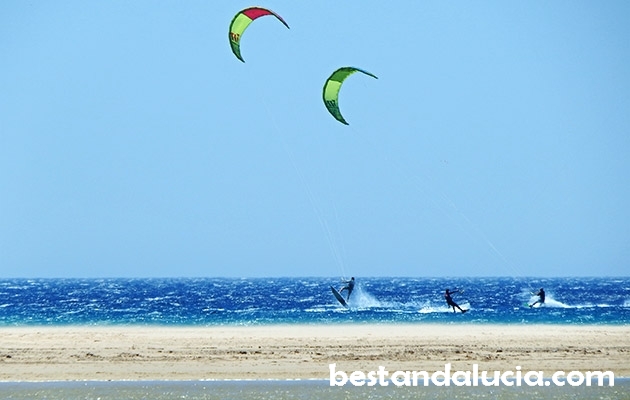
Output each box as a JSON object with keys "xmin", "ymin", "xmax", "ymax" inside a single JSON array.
[
  {"xmin": 529, "ymin": 288, "xmax": 545, "ymax": 308},
  {"xmin": 339, "ymin": 277, "xmax": 355, "ymax": 301},
  {"xmin": 444, "ymin": 288, "xmax": 468, "ymax": 313}
]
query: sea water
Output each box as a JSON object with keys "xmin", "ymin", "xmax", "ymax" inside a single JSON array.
[
  {"xmin": 0, "ymin": 380, "xmax": 628, "ymax": 399},
  {"xmin": 0, "ymin": 277, "xmax": 628, "ymax": 399},
  {"xmin": 0, "ymin": 277, "xmax": 628, "ymax": 326}
]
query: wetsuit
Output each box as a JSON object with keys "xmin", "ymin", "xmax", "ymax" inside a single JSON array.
[
  {"xmin": 445, "ymin": 289, "xmax": 466, "ymax": 313},
  {"xmin": 339, "ymin": 278, "xmax": 355, "ymax": 300},
  {"xmin": 530, "ymin": 289, "xmax": 545, "ymax": 307}
]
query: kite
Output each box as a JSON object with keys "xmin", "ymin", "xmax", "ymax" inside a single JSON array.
[
  {"xmin": 322, "ymin": 67, "xmax": 378, "ymax": 125},
  {"xmin": 228, "ymin": 7, "xmax": 290, "ymax": 62}
]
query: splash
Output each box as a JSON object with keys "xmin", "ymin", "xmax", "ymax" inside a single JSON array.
[
  {"xmin": 525, "ymin": 294, "xmax": 571, "ymax": 309},
  {"xmin": 348, "ymin": 284, "xmax": 382, "ymax": 308},
  {"xmin": 541, "ymin": 297, "xmax": 571, "ymax": 308},
  {"xmin": 416, "ymin": 299, "xmax": 471, "ymax": 314},
  {"xmin": 521, "ymin": 288, "xmax": 569, "ymax": 308}
]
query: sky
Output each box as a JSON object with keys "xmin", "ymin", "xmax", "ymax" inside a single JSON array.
[{"xmin": 1, "ymin": 1, "xmax": 629, "ymax": 278}]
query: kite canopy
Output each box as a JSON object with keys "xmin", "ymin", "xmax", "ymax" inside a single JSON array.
[
  {"xmin": 228, "ymin": 7, "xmax": 290, "ymax": 62},
  {"xmin": 322, "ymin": 67, "xmax": 378, "ymax": 125}
]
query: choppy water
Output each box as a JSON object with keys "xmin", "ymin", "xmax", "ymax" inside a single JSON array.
[{"xmin": 0, "ymin": 277, "xmax": 628, "ymax": 325}]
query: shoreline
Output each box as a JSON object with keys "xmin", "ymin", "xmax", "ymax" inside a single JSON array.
[{"xmin": 1, "ymin": 324, "xmax": 629, "ymax": 382}]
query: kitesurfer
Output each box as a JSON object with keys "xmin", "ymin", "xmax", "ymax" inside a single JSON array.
[
  {"xmin": 339, "ymin": 277, "xmax": 355, "ymax": 301},
  {"xmin": 529, "ymin": 288, "xmax": 545, "ymax": 308},
  {"xmin": 445, "ymin": 289, "xmax": 467, "ymax": 313}
]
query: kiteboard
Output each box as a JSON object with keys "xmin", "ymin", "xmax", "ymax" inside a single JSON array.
[{"xmin": 330, "ymin": 286, "xmax": 348, "ymax": 307}]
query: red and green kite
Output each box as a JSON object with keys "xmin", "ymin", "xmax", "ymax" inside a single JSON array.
[{"xmin": 229, "ymin": 7, "xmax": 290, "ymax": 62}]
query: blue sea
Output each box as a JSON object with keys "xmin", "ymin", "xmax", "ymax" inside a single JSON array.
[
  {"xmin": 1, "ymin": 277, "xmax": 629, "ymax": 399},
  {"xmin": 0, "ymin": 277, "xmax": 629, "ymax": 326}
]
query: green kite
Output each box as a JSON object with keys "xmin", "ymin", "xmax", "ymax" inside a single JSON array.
[
  {"xmin": 322, "ymin": 67, "xmax": 378, "ymax": 125},
  {"xmin": 229, "ymin": 7, "xmax": 290, "ymax": 62}
]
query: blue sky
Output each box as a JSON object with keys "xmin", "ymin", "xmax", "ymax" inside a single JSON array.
[{"xmin": 1, "ymin": 1, "xmax": 629, "ymax": 278}]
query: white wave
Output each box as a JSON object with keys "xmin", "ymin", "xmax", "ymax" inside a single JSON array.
[
  {"xmin": 418, "ymin": 304, "xmax": 450, "ymax": 314},
  {"xmin": 145, "ymin": 297, "xmax": 167, "ymax": 302},
  {"xmin": 304, "ymin": 307, "xmax": 328, "ymax": 313},
  {"xmin": 298, "ymin": 296, "xmax": 315, "ymax": 303},
  {"xmin": 571, "ymin": 303, "xmax": 614, "ymax": 309}
]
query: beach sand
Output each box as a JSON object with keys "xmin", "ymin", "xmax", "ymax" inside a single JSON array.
[{"xmin": 0, "ymin": 324, "xmax": 628, "ymax": 381}]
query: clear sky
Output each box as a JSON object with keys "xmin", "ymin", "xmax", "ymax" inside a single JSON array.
[{"xmin": 1, "ymin": 1, "xmax": 629, "ymax": 278}]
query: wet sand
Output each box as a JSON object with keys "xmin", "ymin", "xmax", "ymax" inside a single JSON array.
[{"xmin": 0, "ymin": 324, "xmax": 628, "ymax": 381}]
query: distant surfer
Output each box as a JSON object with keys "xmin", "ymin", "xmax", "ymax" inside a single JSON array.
[
  {"xmin": 444, "ymin": 289, "xmax": 467, "ymax": 313},
  {"xmin": 529, "ymin": 288, "xmax": 545, "ymax": 308},
  {"xmin": 339, "ymin": 277, "xmax": 355, "ymax": 301}
]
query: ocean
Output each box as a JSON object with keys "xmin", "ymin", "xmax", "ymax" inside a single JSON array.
[
  {"xmin": 1, "ymin": 380, "xmax": 629, "ymax": 400},
  {"xmin": 1, "ymin": 277, "xmax": 628, "ymax": 399},
  {"xmin": 0, "ymin": 277, "xmax": 628, "ymax": 326}
]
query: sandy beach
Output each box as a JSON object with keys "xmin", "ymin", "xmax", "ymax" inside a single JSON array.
[{"xmin": 0, "ymin": 324, "xmax": 628, "ymax": 381}]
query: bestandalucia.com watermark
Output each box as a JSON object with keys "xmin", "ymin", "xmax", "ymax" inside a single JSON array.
[{"xmin": 330, "ymin": 363, "xmax": 614, "ymax": 387}]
